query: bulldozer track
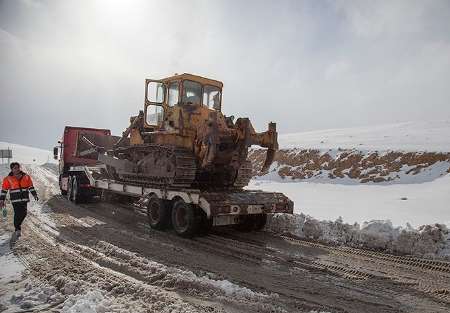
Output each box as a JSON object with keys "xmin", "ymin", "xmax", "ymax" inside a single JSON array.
[
  {"xmin": 115, "ymin": 144, "xmax": 197, "ymax": 188},
  {"xmin": 233, "ymin": 159, "xmax": 253, "ymax": 188}
]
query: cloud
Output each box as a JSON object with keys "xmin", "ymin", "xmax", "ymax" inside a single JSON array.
[{"xmin": 1, "ymin": 0, "xmax": 450, "ymax": 149}]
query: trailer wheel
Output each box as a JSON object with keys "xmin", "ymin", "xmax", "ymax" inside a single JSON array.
[
  {"xmin": 234, "ymin": 215, "xmax": 255, "ymax": 232},
  {"xmin": 253, "ymin": 214, "xmax": 267, "ymax": 231},
  {"xmin": 198, "ymin": 211, "xmax": 213, "ymax": 236},
  {"xmin": 171, "ymin": 200, "xmax": 200, "ymax": 237},
  {"xmin": 147, "ymin": 196, "xmax": 171, "ymax": 230},
  {"xmin": 67, "ymin": 176, "xmax": 73, "ymax": 201}
]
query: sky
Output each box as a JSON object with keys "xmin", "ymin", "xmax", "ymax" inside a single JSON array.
[{"xmin": 1, "ymin": 0, "xmax": 450, "ymax": 150}]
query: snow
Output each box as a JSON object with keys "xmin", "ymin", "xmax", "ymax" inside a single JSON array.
[
  {"xmin": 249, "ymin": 175, "xmax": 450, "ymax": 228},
  {"xmin": 279, "ymin": 120, "xmax": 450, "ymax": 152},
  {"xmin": 61, "ymin": 291, "xmax": 111, "ymax": 313},
  {"xmin": 265, "ymin": 214, "xmax": 450, "ymax": 259},
  {"xmin": 0, "ymin": 142, "xmax": 56, "ymax": 165},
  {"xmin": 0, "ymin": 233, "xmax": 24, "ymax": 284}
]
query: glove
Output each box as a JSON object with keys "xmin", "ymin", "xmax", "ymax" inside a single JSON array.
[{"xmin": 34, "ymin": 195, "xmax": 39, "ymax": 201}]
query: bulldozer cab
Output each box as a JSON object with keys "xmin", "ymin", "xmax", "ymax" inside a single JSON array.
[{"xmin": 144, "ymin": 73, "xmax": 223, "ymax": 128}]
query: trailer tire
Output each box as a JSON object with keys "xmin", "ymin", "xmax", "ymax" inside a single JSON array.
[
  {"xmin": 147, "ymin": 196, "xmax": 171, "ymax": 230},
  {"xmin": 234, "ymin": 215, "xmax": 255, "ymax": 232},
  {"xmin": 198, "ymin": 211, "xmax": 213, "ymax": 236},
  {"xmin": 171, "ymin": 200, "xmax": 200, "ymax": 237},
  {"xmin": 253, "ymin": 214, "xmax": 267, "ymax": 231}
]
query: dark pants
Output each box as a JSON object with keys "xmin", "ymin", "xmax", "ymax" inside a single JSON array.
[{"xmin": 12, "ymin": 202, "xmax": 28, "ymax": 231}]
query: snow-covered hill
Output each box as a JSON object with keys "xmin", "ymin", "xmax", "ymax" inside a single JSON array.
[
  {"xmin": 279, "ymin": 120, "xmax": 450, "ymax": 152},
  {"xmin": 251, "ymin": 121, "xmax": 450, "ymax": 185},
  {"xmin": 0, "ymin": 142, "xmax": 56, "ymax": 165}
]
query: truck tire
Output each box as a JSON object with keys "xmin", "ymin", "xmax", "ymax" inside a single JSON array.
[
  {"xmin": 171, "ymin": 200, "xmax": 200, "ymax": 237},
  {"xmin": 59, "ymin": 175, "xmax": 67, "ymax": 196},
  {"xmin": 147, "ymin": 196, "xmax": 171, "ymax": 230},
  {"xmin": 72, "ymin": 176, "xmax": 83, "ymax": 204},
  {"xmin": 67, "ymin": 176, "xmax": 73, "ymax": 201}
]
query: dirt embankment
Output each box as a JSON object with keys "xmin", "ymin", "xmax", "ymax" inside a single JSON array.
[{"xmin": 249, "ymin": 149, "xmax": 450, "ymax": 183}]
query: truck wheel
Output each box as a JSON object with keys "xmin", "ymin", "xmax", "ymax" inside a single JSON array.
[
  {"xmin": 72, "ymin": 177, "xmax": 83, "ymax": 204},
  {"xmin": 147, "ymin": 196, "xmax": 171, "ymax": 230},
  {"xmin": 253, "ymin": 214, "xmax": 267, "ymax": 231},
  {"xmin": 171, "ymin": 200, "xmax": 200, "ymax": 237},
  {"xmin": 59, "ymin": 175, "xmax": 67, "ymax": 196},
  {"xmin": 67, "ymin": 176, "xmax": 73, "ymax": 201}
]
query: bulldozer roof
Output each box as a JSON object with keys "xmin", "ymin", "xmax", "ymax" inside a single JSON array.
[{"xmin": 160, "ymin": 73, "xmax": 223, "ymax": 89}]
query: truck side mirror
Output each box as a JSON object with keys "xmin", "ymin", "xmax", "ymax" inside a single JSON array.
[{"xmin": 53, "ymin": 146, "xmax": 58, "ymax": 160}]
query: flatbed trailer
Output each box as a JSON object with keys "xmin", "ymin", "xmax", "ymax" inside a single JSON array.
[{"xmin": 63, "ymin": 164, "xmax": 293, "ymax": 237}]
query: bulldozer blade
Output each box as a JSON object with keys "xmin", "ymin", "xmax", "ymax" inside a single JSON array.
[{"xmin": 261, "ymin": 148, "xmax": 276, "ymax": 173}]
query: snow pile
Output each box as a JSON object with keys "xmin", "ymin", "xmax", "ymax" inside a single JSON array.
[
  {"xmin": 8, "ymin": 282, "xmax": 64, "ymax": 311},
  {"xmin": 62, "ymin": 290, "xmax": 116, "ymax": 313},
  {"xmin": 265, "ymin": 213, "xmax": 450, "ymax": 260},
  {"xmin": 0, "ymin": 142, "xmax": 56, "ymax": 165}
]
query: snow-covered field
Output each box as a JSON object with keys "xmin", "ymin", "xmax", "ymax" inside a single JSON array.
[{"xmin": 249, "ymin": 177, "xmax": 450, "ymax": 228}]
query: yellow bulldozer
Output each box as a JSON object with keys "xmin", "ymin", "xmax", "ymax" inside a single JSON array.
[{"xmin": 87, "ymin": 73, "xmax": 278, "ymax": 190}]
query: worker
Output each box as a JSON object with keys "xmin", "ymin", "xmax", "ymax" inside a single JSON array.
[{"xmin": 0, "ymin": 162, "xmax": 39, "ymax": 239}]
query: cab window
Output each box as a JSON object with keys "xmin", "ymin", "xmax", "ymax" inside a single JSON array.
[
  {"xmin": 203, "ymin": 85, "xmax": 221, "ymax": 110},
  {"xmin": 182, "ymin": 80, "xmax": 202, "ymax": 105},
  {"xmin": 168, "ymin": 81, "xmax": 179, "ymax": 106},
  {"xmin": 146, "ymin": 81, "xmax": 165, "ymax": 104},
  {"xmin": 146, "ymin": 104, "xmax": 164, "ymax": 126}
]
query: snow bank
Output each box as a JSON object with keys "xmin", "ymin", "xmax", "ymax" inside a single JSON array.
[{"xmin": 265, "ymin": 213, "xmax": 450, "ymax": 260}]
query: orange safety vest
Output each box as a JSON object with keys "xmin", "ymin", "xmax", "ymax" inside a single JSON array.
[{"xmin": 0, "ymin": 172, "xmax": 36, "ymax": 204}]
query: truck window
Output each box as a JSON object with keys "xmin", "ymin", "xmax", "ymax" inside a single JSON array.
[
  {"xmin": 203, "ymin": 85, "xmax": 221, "ymax": 110},
  {"xmin": 146, "ymin": 104, "xmax": 164, "ymax": 126},
  {"xmin": 168, "ymin": 82, "xmax": 179, "ymax": 107}
]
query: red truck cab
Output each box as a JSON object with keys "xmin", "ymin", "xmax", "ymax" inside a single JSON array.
[{"xmin": 54, "ymin": 126, "xmax": 111, "ymax": 195}]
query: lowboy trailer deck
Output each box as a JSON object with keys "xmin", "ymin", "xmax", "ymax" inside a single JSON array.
[{"xmin": 62, "ymin": 164, "xmax": 293, "ymax": 237}]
